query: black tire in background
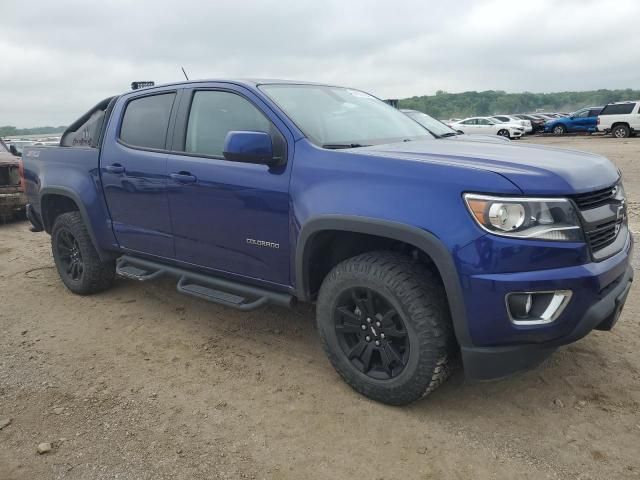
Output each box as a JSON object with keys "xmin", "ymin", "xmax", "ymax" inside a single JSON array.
[
  {"xmin": 316, "ymin": 251, "xmax": 455, "ymax": 405},
  {"xmin": 612, "ymin": 124, "xmax": 630, "ymax": 138},
  {"xmin": 51, "ymin": 211, "xmax": 115, "ymax": 295}
]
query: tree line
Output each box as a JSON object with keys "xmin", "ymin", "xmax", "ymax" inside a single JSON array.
[
  {"xmin": 0, "ymin": 125, "xmax": 67, "ymax": 137},
  {"xmin": 398, "ymin": 89, "xmax": 640, "ymax": 119}
]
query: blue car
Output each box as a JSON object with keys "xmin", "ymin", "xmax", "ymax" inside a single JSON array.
[{"xmin": 545, "ymin": 107, "xmax": 603, "ymax": 135}]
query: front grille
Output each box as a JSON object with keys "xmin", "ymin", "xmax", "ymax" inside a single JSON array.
[
  {"xmin": 572, "ymin": 182, "xmax": 626, "ymax": 256},
  {"xmin": 586, "ymin": 219, "xmax": 624, "ymax": 251},
  {"xmin": 572, "ymin": 185, "xmax": 617, "ymax": 210}
]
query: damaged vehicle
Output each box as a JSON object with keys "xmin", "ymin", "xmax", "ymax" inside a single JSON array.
[{"xmin": 0, "ymin": 138, "xmax": 26, "ymax": 222}]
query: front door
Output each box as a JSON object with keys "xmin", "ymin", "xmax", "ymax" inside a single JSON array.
[
  {"xmin": 100, "ymin": 91, "xmax": 177, "ymax": 258},
  {"xmin": 165, "ymin": 87, "xmax": 292, "ymax": 286}
]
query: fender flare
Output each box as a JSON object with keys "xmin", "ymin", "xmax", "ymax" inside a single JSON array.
[
  {"xmin": 295, "ymin": 215, "xmax": 472, "ymax": 347},
  {"xmin": 39, "ymin": 186, "xmax": 113, "ymax": 261}
]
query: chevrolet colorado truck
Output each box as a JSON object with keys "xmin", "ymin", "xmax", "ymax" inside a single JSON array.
[
  {"xmin": 22, "ymin": 80, "xmax": 633, "ymax": 405},
  {"xmin": 0, "ymin": 137, "xmax": 26, "ymax": 222}
]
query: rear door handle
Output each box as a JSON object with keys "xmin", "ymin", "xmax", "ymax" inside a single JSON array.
[
  {"xmin": 170, "ymin": 172, "xmax": 197, "ymax": 184},
  {"xmin": 106, "ymin": 164, "xmax": 125, "ymax": 174}
]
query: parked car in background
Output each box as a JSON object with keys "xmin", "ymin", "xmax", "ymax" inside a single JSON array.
[
  {"xmin": 0, "ymin": 138, "xmax": 26, "ymax": 222},
  {"xmin": 596, "ymin": 101, "xmax": 640, "ymax": 138},
  {"xmin": 449, "ymin": 117, "xmax": 524, "ymax": 139},
  {"xmin": 544, "ymin": 107, "xmax": 603, "ymax": 135},
  {"xmin": 531, "ymin": 113, "xmax": 556, "ymax": 121},
  {"xmin": 512, "ymin": 114, "xmax": 545, "ymax": 133},
  {"xmin": 490, "ymin": 115, "xmax": 533, "ymax": 134},
  {"xmin": 401, "ymin": 110, "xmax": 509, "ymax": 143}
]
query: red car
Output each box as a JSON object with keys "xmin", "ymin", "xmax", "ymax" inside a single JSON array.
[{"xmin": 0, "ymin": 138, "xmax": 26, "ymax": 222}]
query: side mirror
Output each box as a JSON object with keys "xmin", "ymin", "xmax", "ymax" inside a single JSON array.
[
  {"xmin": 223, "ymin": 131, "xmax": 276, "ymax": 166},
  {"xmin": 456, "ymin": 130, "xmax": 464, "ymax": 134},
  {"xmin": 9, "ymin": 145, "xmax": 21, "ymax": 157}
]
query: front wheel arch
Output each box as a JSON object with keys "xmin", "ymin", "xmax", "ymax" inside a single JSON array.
[{"xmin": 296, "ymin": 216, "xmax": 472, "ymax": 348}]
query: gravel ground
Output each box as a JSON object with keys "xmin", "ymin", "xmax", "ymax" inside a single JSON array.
[{"xmin": 1, "ymin": 135, "xmax": 639, "ymax": 480}]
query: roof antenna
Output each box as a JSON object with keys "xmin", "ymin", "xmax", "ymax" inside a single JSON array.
[{"xmin": 181, "ymin": 67, "xmax": 190, "ymax": 81}]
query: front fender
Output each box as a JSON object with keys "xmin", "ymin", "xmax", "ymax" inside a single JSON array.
[{"xmin": 295, "ymin": 215, "xmax": 474, "ymax": 348}]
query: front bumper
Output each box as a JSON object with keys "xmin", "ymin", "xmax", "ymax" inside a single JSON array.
[{"xmin": 458, "ymin": 232, "xmax": 634, "ymax": 380}]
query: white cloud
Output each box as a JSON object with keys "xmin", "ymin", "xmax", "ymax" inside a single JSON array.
[{"xmin": 1, "ymin": 0, "xmax": 639, "ymax": 126}]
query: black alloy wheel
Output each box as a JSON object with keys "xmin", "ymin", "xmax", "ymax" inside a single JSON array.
[
  {"xmin": 56, "ymin": 228, "xmax": 84, "ymax": 282},
  {"xmin": 334, "ymin": 287, "xmax": 410, "ymax": 380}
]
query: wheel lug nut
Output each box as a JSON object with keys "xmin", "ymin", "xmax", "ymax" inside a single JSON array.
[
  {"xmin": 361, "ymin": 324, "xmax": 367, "ymax": 330},
  {"xmin": 366, "ymin": 318, "xmax": 372, "ymax": 323},
  {"xmin": 375, "ymin": 340, "xmax": 380, "ymax": 346},
  {"xmin": 365, "ymin": 336, "xmax": 371, "ymax": 342},
  {"xmin": 380, "ymin": 333, "xmax": 385, "ymax": 339},
  {"xmin": 375, "ymin": 321, "xmax": 381, "ymax": 327}
]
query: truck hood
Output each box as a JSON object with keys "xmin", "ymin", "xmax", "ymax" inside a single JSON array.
[{"xmin": 358, "ymin": 139, "xmax": 619, "ymax": 195}]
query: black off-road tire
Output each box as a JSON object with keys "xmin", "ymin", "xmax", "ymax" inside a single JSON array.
[
  {"xmin": 316, "ymin": 251, "xmax": 456, "ymax": 405},
  {"xmin": 612, "ymin": 124, "xmax": 630, "ymax": 138},
  {"xmin": 51, "ymin": 211, "xmax": 115, "ymax": 295}
]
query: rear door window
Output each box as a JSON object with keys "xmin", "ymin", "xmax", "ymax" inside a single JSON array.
[
  {"xmin": 120, "ymin": 93, "xmax": 176, "ymax": 150},
  {"xmin": 600, "ymin": 103, "xmax": 635, "ymax": 115}
]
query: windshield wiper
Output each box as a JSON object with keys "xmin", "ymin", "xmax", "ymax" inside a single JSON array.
[{"xmin": 321, "ymin": 143, "xmax": 370, "ymax": 149}]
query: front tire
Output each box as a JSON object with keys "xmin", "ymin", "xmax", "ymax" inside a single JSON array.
[
  {"xmin": 316, "ymin": 252, "xmax": 455, "ymax": 405},
  {"xmin": 51, "ymin": 212, "xmax": 115, "ymax": 295},
  {"xmin": 497, "ymin": 129, "xmax": 510, "ymax": 138},
  {"xmin": 553, "ymin": 124, "xmax": 566, "ymax": 136},
  {"xmin": 612, "ymin": 124, "xmax": 630, "ymax": 138}
]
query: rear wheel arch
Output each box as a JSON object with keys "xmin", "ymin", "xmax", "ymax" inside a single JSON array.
[
  {"xmin": 40, "ymin": 187, "xmax": 112, "ymax": 261},
  {"xmin": 295, "ymin": 216, "xmax": 472, "ymax": 347},
  {"xmin": 611, "ymin": 123, "xmax": 630, "ymax": 138}
]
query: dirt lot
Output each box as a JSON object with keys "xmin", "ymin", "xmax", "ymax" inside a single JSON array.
[{"xmin": 1, "ymin": 136, "xmax": 639, "ymax": 480}]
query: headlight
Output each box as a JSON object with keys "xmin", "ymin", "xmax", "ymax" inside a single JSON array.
[{"xmin": 464, "ymin": 194, "xmax": 584, "ymax": 241}]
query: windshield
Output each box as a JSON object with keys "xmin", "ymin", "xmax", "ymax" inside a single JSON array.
[
  {"xmin": 403, "ymin": 110, "xmax": 457, "ymax": 136},
  {"xmin": 260, "ymin": 84, "xmax": 434, "ymax": 147}
]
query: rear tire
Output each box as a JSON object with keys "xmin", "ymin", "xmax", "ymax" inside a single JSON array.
[
  {"xmin": 51, "ymin": 212, "xmax": 115, "ymax": 295},
  {"xmin": 612, "ymin": 124, "xmax": 630, "ymax": 138},
  {"xmin": 316, "ymin": 251, "xmax": 455, "ymax": 405}
]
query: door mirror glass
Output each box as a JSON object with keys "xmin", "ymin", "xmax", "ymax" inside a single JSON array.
[{"xmin": 223, "ymin": 131, "xmax": 275, "ymax": 165}]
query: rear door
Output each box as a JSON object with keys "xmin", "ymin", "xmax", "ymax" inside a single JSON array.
[
  {"xmin": 100, "ymin": 91, "xmax": 178, "ymax": 258},
  {"xmin": 165, "ymin": 85, "xmax": 293, "ymax": 286}
]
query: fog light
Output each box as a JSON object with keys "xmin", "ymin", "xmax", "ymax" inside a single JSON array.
[{"xmin": 506, "ymin": 290, "xmax": 572, "ymax": 325}]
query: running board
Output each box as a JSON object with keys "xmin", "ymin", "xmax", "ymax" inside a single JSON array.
[{"xmin": 116, "ymin": 255, "xmax": 293, "ymax": 311}]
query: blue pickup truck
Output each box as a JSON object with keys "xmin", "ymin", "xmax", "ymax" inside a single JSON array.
[
  {"xmin": 22, "ymin": 80, "xmax": 633, "ymax": 405},
  {"xmin": 544, "ymin": 107, "xmax": 603, "ymax": 135}
]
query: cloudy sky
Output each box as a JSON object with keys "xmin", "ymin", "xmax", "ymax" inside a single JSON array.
[{"xmin": 2, "ymin": 0, "xmax": 639, "ymax": 127}]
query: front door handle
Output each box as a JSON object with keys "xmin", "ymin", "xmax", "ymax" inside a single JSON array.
[
  {"xmin": 106, "ymin": 164, "xmax": 125, "ymax": 174},
  {"xmin": 170, "ymin": 172, "xmax": 197, "ymax": 184}
]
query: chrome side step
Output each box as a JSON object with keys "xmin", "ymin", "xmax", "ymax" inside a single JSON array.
[{"xmin": 116, "ymin": 255, "xmax": 293, "ymax": 311}]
